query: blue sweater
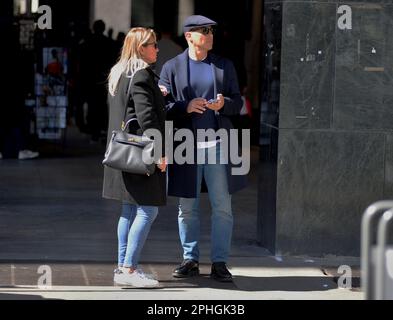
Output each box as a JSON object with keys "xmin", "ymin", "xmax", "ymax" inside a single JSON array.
[{"xmin": 188, "ymin": 57, "xmax": 218, "ymax": 135}]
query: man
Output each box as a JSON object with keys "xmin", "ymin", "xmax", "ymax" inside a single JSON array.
[
  {"xmin": 79, "ymin": 20, "xmax": 115, "ymax": 142},
  {"xmin": 159, "ymin": 15, "xmax": 247, "ymax": 282}
]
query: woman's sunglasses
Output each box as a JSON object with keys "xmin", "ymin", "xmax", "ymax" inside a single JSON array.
[{"xmin": 143, "ymin": 42, "xmax": 158, "ymax": 49}]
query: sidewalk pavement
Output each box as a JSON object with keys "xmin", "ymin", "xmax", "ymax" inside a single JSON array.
[
  {"xmin": 0, "ymin": 127, "xmax": 363, "ymax": 300},
  {"xmin": 0, "ymin": 255, "xmax": 362, "ymax": 300}
]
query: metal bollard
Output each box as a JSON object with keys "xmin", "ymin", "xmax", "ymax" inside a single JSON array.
[
  {"xmin": 361, "ymin": 201, "xmax": 393, "ymax": 300},
  {"xmin": 375, "ymin": 210, "xmax": 393, "ymax": 300}
]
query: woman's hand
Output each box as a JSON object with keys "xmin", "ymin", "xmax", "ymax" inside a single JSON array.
[
  {"xmin": 159, "ymin": 85, "xmax": 169, "ymax": 96},
  {"xmin": 157, "ymin": 157, "xmax": 167, "ymax": 172}
]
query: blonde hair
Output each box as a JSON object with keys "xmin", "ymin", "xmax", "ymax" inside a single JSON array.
[{"xmin": 108, "ymin": 27, "xmax": 156, "ymax": 96}]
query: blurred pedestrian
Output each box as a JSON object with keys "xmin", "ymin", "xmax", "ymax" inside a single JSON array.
[
  {"xmin": 79, "ymin": 20, "xmax": 115, "ymax": 142},
  {"xmin": 0, "ymin": 29, "xmax": 39, "ymax": 161},
  {"xmin": 154, "ymin": 30, "xmax": 183, "ymax": 75}
]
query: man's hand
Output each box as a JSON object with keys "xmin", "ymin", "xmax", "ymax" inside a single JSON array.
[
  {"xmin": 206, "ymin": 94, "xmax": 224, "ymax": 111},
  {"xmin": 187, "ymin": 98, "xmax": 207, "ymax": 114}
]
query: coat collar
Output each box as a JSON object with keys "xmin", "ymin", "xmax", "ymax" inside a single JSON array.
[{"xmin": 146, "ymin": 66, "xmax": 160, "ymax": 80}]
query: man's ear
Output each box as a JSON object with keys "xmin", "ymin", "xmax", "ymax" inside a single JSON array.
[{"xmin": 186, "ymin": 32, "xmax": 194, "ymax": 45}]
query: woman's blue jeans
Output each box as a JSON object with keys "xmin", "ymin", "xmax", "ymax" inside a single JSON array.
[{"xmin": 117, "ymin": 203, "xmax": 158, "ymax": 268}]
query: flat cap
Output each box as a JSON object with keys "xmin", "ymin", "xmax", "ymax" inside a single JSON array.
[{"xmin": 183, "ymin": 15, "xmax": 217, "ymax": 33}]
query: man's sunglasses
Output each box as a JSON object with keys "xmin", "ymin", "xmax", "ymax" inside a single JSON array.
[
  {"xmin": 143, "ymin": 41, "xmax": 158, "ymax": 49},
  {"xmin": 190, "ymin": 26, "xmax": 215, "ymax": 35}
]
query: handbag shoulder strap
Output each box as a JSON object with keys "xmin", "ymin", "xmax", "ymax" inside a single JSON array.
[
  {"xmin": 121, "ymin": 76, "xmax": 138, "ymax": 131},
  {"xmin": 122, "ymin": 118, "xmax": 138, "ymax": 132},
  {"xmin": 121, "ymin": 68, "xmax": 151, "ymax": 132}
]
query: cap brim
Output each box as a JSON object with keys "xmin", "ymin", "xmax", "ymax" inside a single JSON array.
[{"xmin": 184, "ymin": 23, "xmax": 217, "ymax": 32}]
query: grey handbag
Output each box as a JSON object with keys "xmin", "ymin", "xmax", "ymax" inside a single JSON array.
[{"xmin": 102, "ymin": 118, "xmax": 156, "ymax": 176}]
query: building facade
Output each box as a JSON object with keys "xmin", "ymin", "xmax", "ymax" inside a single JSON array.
[{"xmin": 259, "ymin": 0, "xmax": 393, "ymax": 256}]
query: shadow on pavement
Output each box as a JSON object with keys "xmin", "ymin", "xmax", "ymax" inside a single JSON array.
[
  {"xmin": 233, "ymin": 276, "xmax": 339, "ymax": 292},
  {"xmin": 154, "ymin": 275, "xmax": 339, "ymax": 292}
]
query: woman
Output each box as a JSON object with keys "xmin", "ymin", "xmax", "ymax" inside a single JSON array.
[{"xmin": 103, "ymin": 27, "xmax": 166, "ymax": 287}]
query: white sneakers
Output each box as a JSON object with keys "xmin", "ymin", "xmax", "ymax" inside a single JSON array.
[
  {"xmin": 18, "ymin": 150, "xmax": 39, "ymax": 160},
  {"xmin": 0, "ymin": 151, "xmax": 39, "ymax": 160},
  {"xmin": 113, "ymin": 267, "xmax": 159, "ymax": 287}
]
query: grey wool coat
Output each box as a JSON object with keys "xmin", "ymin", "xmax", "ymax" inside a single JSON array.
[{"xmin": 102, "ymin": 67, "xmax": 167, "ymax": 206}]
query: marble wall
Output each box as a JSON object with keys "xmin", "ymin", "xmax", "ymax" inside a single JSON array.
[{"xmin": 260, "ymin": 0, "xmax": 393, "ymax": 256}]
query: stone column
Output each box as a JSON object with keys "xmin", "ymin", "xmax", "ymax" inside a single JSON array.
[
  {"xmin": 246, "ymin": 0, "xmax": 263, "ymax": 112},
  {"xmin": 131, "ymin": 0, "xmax": 154, "ymax": 28},
  {"xmin": 177, "ymin": 0, "xmax": 194, "ymax": 36}
]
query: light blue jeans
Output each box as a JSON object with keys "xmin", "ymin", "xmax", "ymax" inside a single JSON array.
[
  {"xmin": 117, "ymin": 203, "xmax": 158, "ymax": 268},
  {"xmin": 178, "ymin": 144, "xmax": 233, "ymax": 263}
]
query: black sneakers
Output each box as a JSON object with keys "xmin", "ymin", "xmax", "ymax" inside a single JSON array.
[
  {"xmin": 172, "ymin": 259, "xmax": 200, "ymax": 278},
  {"xmin": 210, "ymin": 262, "xmax": 233, "ymax": 282}
]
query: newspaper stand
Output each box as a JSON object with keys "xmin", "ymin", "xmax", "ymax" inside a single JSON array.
[{"xmin": 33, "ymin": 47, "xmax": 68, "ymax": 145}]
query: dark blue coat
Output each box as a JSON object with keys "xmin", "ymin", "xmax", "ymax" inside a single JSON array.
[{"xmin": 159, "ymin": 49, "xmax": 247, "ymax": 198}]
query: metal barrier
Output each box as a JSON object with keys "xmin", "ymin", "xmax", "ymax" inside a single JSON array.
[{"xmin": 361, "ymin": 201, "xmax": 393, "ymax": 300}]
